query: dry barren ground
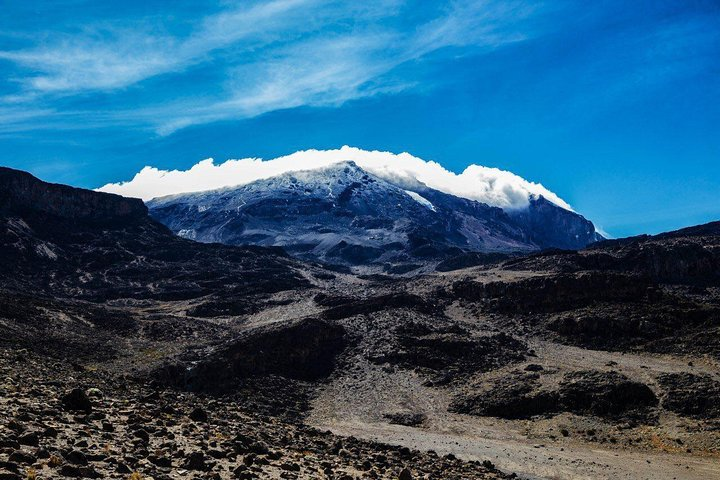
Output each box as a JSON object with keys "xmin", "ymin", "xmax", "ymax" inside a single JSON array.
[{"xmin": 308, "ymin": 350, "xmax": 720, "ymax": 480}]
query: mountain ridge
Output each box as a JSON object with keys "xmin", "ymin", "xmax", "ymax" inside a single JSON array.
[
  {"xmin": 0, "ymin": 166, "xmax": 147, "ymax": 223},
  {"xmin": 0, "ymin": 165, "xmax": 309, "ymax": 302}
]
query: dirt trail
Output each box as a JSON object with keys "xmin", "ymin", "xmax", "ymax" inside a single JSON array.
[
  {"xmin": 529, "ymin": 339, "xmax": 720, "ymax": 381},
  {"xmin": 315, "ymin": 419, "xmax": 719, "ymax": 480}
]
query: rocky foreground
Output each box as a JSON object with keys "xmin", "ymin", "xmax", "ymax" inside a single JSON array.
[{"xmin": 0, "ymin": 348, "xmax": 506, "ymax": 479}]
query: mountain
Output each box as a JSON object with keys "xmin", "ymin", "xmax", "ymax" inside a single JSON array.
[
  {"xmin": 1, "ymin": 165, "xmax": 719, "ymax": 479},
  {"xmin": 147, "ymin": 161, "xmax": 602, "ymax": 270}
]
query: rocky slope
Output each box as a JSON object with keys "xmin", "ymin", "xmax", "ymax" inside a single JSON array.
[
  {"xmin": 147, "ymin": 162, "xmax": 602, "ymax": 271},
  {"xmin": 0, "ymin": 167, "xmax": 310, "ymax": 302},
  {"xmin": 304, "ymin": 221, "xmax": 720, "ymax": 478},
  {"xmin": 450, "ymin": 221, "xmax": 720, "ymax": 355},
  {"xmin": 1, "ymin": 168, "xmax": 323, "ymax": 312}
]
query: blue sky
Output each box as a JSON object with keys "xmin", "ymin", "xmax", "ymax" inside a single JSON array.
[{"xmin": 0, "ymin": 0, "xmax": 718, "ymax": 237}]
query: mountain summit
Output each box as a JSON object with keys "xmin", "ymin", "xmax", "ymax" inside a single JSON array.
[
  {"xmin": 147, "ymin": 162, "xmax": 601, "ymax": 270},
  {"xmin": 99, "ymin": 146, "xmax": 574, "ymax": 209}
]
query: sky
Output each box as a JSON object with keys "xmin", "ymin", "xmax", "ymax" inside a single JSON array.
[{"xmin": 0, "ymin": 0, "xmax": 718, "ymax": 237}]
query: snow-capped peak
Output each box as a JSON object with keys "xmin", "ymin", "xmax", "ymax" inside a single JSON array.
[{"xmin": 98, "ymin": 146, "xmax": 572, "ymax": 211}]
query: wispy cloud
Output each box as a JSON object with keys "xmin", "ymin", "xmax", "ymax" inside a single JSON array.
[
  {"xmin": 0, "ymin": 0, "xmax": 321, "ymax": 94},
  {"xmin": 146, "ymin": 1, "xmax": 535, "ymax": 135},
  {"xmin": 0, "ymin": 106, "xmax": 57, "ymax": 134},
  {"xmin": 0, "ymin": 0, "xmax": 534, "ymax": 134},
  {"xmin": 154, "ymin": 32, "xmax": 399, "ymax": 134}
]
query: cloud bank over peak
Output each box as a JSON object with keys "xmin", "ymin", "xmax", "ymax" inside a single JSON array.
[{"xmin": 97, "ymin": 146, "xmax": 572, "ymax": 211}]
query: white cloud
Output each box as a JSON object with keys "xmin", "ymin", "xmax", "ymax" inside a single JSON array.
[{"xmin": 97, "ymin": 145, "xmax": 572, "ymax": 210}]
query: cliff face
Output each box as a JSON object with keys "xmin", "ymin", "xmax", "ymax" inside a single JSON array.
[
  {"xmin": 0, "ymin": 167, "xmax": 147, "ymax": 224},
  {"xmin": 507, "ymin": 196, "xmax": 603, "ymax": 250}
]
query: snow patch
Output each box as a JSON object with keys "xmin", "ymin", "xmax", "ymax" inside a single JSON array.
[
  {"xmin": 178, "ymin": 229, "xmax": 197, "ymax": 240},
  {"xmin": 404, "ymin": 190, "xmax": 436, "ymax": 212}
]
